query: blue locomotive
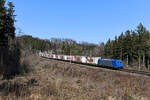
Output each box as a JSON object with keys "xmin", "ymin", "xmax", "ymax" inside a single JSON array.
[{"xmin": 98, "ymin": 59, "xmax": 123, "ymax": 68}]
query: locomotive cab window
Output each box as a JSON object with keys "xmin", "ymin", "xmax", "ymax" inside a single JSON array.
[{"xmin": 118, "ymin": 61, "xmax": 122, "ymax": 64}]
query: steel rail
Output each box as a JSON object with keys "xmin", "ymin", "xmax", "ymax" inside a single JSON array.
[{"xmin": 119, "ymin": 68, "xmax": 150, "ymax": 76}]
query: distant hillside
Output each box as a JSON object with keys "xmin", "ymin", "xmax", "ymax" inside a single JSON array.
[
  {"xmin": 17, "ymin": 35, "xmax": 104, "ymax": 57},
  {"xmin": 17, "ymin": 35, "xmax": 50, "ymax": 51}
]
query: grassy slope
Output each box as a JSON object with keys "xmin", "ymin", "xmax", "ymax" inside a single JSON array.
[{"xmin": 0, "ymin": 55, "xmax": 150, "ymax": 100}]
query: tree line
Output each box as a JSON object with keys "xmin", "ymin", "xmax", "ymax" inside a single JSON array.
[
  {"xmin": 17, "ymin": 23, "xmax": 150, "ymax": 70},
  {"xmin": 105, "ymin": 23, "xmax": 150, "ymax": 69},
  {"xmin": 17, "ymin": 35, "xmax": 105, "ymax": 57}
]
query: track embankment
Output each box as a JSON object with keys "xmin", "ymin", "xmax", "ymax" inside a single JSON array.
[{"xmin": 41, "ymin": 56, "xmax": 150, "ymax": 77}]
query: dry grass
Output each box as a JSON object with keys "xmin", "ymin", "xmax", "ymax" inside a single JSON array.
[{"xmin": 0, "ymin": 55, "xmax": 150, "ymax": 100}]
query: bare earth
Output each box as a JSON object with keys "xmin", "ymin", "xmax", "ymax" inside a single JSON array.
[{"xmin": 0, "ymin": 55, "xmax": 150, "ymax": 100}]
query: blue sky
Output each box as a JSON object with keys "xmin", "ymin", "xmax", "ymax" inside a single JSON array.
[{"xmin": 9, "ymin": 0, "xmax": 150, "ymax": 44}]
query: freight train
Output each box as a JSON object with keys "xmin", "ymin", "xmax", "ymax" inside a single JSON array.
[{"xmin": 39, "ymin": 52, "xmax": 123, "ymax": 69}]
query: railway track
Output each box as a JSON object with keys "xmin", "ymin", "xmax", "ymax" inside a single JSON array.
[
  {"xmin": 41, "ymin": 56, "xmax": 150, "ymax": 76},
  {"xmin": 119, "ymin": 68, "xmax": 150, "ymax": 76}
]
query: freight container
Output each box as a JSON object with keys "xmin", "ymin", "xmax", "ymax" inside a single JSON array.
[
  {"xmin": 86, "ymin": 57, "xmax": 94, "ymax": 64},
  {"xmin": 81, "ymin": 56, "xmax": 87, "ymax": 63},
  {"xmin": 75, "ymin": 56, "xmax": 82, "ymax": 62}
]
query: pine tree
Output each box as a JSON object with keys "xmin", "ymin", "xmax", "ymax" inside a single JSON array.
[
  {"xmin": 0, "ymin": 0, "xmax": 7, "ymax": 47},
  {"xmin": 104, "ymin": 39, "xmax": 113, "ymax": 58},
  {"xmin": 130, "ymin": 31, "xmax": 138, "ymax": 60},
  {"xmin": 136, "ymin": 23, "xmax": 150, "ymax": 68},
  {"xmin": 123, "ymin": 30, "xmax": 132, "ymax": 64},
  {"xmin": 0, "ymin": 0, "xmax": 8, "ymax": 68},
  {"xmin": 112, "ymin": 36, "xmax": 121, "ymax": 59},
  {"xmin": 117, "ymin": 32, "xmax": 124, "ymax": 60},
  {"xmin": 7, "ymin": 2, "xmax": 16, "ymax": 39}
]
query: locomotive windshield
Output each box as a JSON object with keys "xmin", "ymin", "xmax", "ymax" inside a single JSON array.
[{"xmin": 118, "ymin": 61, "xmax": 122, "ymax": 64}]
